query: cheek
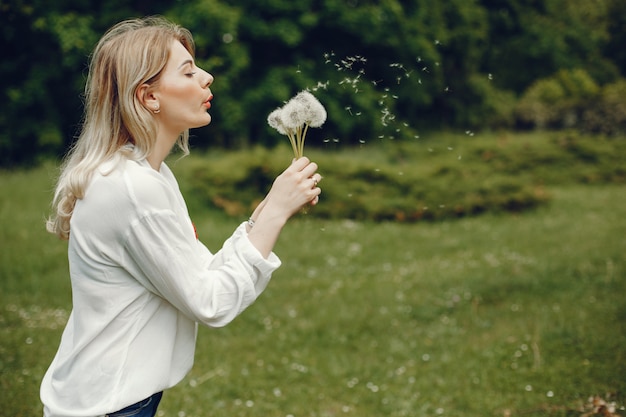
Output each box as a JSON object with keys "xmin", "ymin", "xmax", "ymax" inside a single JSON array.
[{"xmin": 159, "ymin": 79, "xmax": 196, "ymax": 104}]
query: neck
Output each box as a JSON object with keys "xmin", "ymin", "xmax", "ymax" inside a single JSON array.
[{"xmin": 147, "ymin": 131, "xmax": 178, "ymax": 170}]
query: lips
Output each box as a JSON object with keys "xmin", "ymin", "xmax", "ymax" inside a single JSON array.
[{"xmin": 203, "ymin": 94, "xmax": 213, "ymax": 109}]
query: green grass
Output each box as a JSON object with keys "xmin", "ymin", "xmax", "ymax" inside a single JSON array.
[{"xmin": 1, "ymin": 135, "xmax": 625, "ymax": 417}]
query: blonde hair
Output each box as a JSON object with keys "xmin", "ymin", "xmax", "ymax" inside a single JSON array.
[{"xmin": 47, "ymin": 16, "xmax": 195, "ymax": 240}]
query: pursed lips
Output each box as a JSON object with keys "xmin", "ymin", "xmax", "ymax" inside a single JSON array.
[{"xmin": 203, "ymin": 94, "xmax": 213, "ymax": 109}]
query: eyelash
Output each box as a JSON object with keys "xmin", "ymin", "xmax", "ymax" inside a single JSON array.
[{"xmin": 185, "ymin": 71, "xmax": 197, "ymax": 77}]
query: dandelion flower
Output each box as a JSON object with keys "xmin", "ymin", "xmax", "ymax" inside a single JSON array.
[
  {"xmin": 293, "ymin": 91, "xmax": 327, "ymax": 127},
  {"xmin": 267, "ymin": 90, "xmax": 327, "ymax": 158},
  {"xmin": 267, "ymin": 108, "xmax": 286, "ymax": 135},
  {"xmin": 280, "ymin": 99, "xmax": 307, "ymax": 130}
]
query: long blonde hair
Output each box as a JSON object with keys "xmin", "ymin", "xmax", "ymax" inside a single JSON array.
[{"xmin": 47, "ymin": 16, "xmax": 195, "ymax": 240}]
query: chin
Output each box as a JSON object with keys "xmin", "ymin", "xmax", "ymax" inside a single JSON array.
[{"xmin": 192, "ymin": 116, "xmax": 212, "ymax": 128}]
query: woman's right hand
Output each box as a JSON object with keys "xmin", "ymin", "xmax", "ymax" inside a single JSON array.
[
  {"xmin": 245, "ymin": 157, "xmax": 322, "ymax": 258},
  {"xmin": 264, "ymin": 157, "xmax": 322, "ymax": 220}
]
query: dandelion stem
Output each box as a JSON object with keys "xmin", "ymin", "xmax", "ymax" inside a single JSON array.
[
  {"xmin": 287, "ymin": 130, "xmax": 298, "ymax": 158},
  {"xmin": 300, "ymin": 123, "xmax": 310, "ymax": 157}
]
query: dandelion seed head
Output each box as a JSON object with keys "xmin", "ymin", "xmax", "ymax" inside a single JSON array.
[
  {"xmin": 280, "ymin": 99, "xmax": 306, "ymax": 129},
  {"xmin": 267, "ymin": 108, "xmax": 286, "ymax": 135},
  {"xmin": 293, "ymin": 90, "xmax": 327, "ymax": 127}
]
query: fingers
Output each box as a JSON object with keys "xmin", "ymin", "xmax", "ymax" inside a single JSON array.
[
  {"xmin": 273, "ymin": 157, "xmax": 322, "ymax": 213},
  {"xmin": 290, "ymin": 156, "xmax": 311, "ymax": 171},
  {"xmin": 310, "ymin": 173, "xmax": 323, "ymax": 188}
]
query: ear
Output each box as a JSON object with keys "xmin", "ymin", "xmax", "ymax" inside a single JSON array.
[{"xmin": 136, "ymin": 83, "xmax": 159, "ymax": 112}]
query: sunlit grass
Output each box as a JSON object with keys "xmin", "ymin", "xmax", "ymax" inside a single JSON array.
[{"xmin": 1, "ymin": 142, "xmax": 625, "ymax": 416}]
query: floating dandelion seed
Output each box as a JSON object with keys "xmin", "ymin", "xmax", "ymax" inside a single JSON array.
[{"xmin": 488, "ymin": 73, "xmax": 493, "ymax": 80}]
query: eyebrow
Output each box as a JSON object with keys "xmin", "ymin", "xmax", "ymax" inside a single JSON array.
[{"xmin": 177, "ymin": 59, "xmax": 193, "ymax": 69}]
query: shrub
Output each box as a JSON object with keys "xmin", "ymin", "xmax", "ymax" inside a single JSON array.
[
  {"xmin": 178, "ymin": 132, "xmax": 624, "ymax": 223},
  {"xmin": 515, "ymin": 69, "xmax": 600, "ymax": 129},
  {"xmin": 177, "ymin": 135, "xmax": 599, "ymax": 222},
  {"xmin": 581, "ymin": 79, "xmax": 626, "ymax": 135}
]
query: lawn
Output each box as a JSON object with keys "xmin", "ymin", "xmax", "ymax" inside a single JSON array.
[{"xmin": 1, "ymin": 135, "xmax": 625, "ymax": 417}]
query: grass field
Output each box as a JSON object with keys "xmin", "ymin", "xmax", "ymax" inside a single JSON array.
[{"xmin": 1, "ymin": 135, "xmax": 625, "ymax": 417}]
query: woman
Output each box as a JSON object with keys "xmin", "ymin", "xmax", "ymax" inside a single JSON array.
[{"xmin": 41, "ymin": 16, "xmax": 322, "ymax": 417}]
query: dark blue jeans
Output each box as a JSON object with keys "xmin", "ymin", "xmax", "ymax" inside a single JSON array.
[{"xmin": 106, "ymin": 392, "xmax": 163, "ymax": 417}]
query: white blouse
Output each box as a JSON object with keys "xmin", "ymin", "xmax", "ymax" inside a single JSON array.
[{"xmin": 41, "ymin": 158, "xmax": 280, "ymax": 417}]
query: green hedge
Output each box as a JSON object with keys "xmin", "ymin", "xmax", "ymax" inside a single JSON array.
[{"xmin": 179, "ymin": 132, "xmax": 625, "ymax": 223}]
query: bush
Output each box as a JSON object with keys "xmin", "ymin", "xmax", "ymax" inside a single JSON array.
[
  {"xmin": 515, "ymin": 69, "xmax": 600, "ymax": 129},
  {"xmin": 581, "ymin": 79, "xmax": 626, "ymax": 135},
  {"xmin": 178, "ymin": 132, "xmax": 625, "ymax": 223}
]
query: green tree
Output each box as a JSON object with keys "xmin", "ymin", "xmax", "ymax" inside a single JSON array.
[
  {"xmin": 480, "ymin": 0, "xmax": 619, "ymax": 94},
  {"xmin": 171, "ymin": 0, "xmax": 493, "ymax": 147},
  {"xmin": 1, "ymin": 0, "xmax": 623, "ymax": 167},
  {"xmin": 0, "ymin": 0, "xmax": 175, "ymax": 167}
]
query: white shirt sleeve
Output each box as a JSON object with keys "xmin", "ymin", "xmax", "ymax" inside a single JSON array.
[{"xmin": 123, "ymin": 210, "xmax": 280, "ymax": 327}]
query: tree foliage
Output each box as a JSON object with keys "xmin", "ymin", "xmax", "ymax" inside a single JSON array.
[{"xmin": 0, "ymin": 0, "xmax": 623, "ymax": 166}]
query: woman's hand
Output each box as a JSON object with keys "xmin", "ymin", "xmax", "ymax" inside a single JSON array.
[
  {"xmin": 264, "ymin": 157, "xmax": 322, "ymax": 218},
  {"xmin": 245, "ymin": 157, "xmax": 322, "ymax": 258}
]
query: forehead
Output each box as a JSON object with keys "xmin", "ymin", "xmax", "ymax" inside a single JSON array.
[{"xmin": 167, "ymin": 40, "xmax": 193, "ymax": 68}]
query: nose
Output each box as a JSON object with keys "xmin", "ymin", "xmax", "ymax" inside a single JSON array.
[{"xmin": 203, "ymin": 71, "xmax": 214, "ymax": 89}]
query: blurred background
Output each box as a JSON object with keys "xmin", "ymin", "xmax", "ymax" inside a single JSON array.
[{"xmin": 1, "ymin": 0, "xmax": 625, "ymax": 167}]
